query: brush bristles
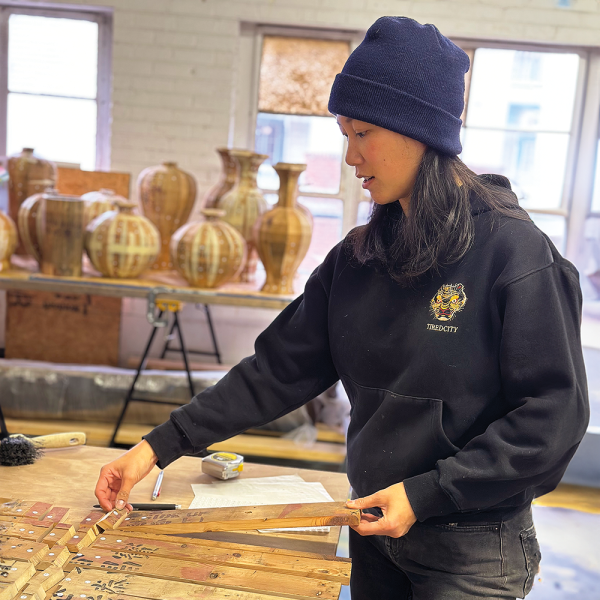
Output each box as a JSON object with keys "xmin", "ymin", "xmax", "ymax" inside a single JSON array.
[{"xmin": 0, "ymin": 436, "xmax": 44, "ymax": 466}]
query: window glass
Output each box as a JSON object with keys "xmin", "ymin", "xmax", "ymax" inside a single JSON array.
[
  {"xmin": 7, "ymin": 94, "xmax": 97, "ymax": 170},
  {"xmin": 8, "ymin": 15, "xmax": 98, "ymax": 98},
  {"xmin": 461, "ymin": 48, "xmax": 580, "ymax": 211},
  {"xmin": 256, "ymin": 113, "xmax": 344, "ymax": 195},
  {"xmin": 6, "ymin": 14, "xmax": 99, "ymax": 168}
]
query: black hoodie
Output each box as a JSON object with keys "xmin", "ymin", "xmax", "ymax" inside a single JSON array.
[{"xmin": 145, "ymin": 178, "xmax": 589, "ymax": 523}]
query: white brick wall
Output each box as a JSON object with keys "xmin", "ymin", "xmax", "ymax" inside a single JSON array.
[{"xmin": 14, "ymin": 0, "xmax": 599, "ymax": 365}]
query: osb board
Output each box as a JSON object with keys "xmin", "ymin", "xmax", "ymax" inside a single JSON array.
[
  {"xmin": 5, "ymin": 290, "xmax": 121, "ymax": 366},
  {"xmin": 5, "ymin": 168, "xmax": 130, "ymax": 367},
  {"xmin": 55, "ymin": 167, "xmax": 131, "ymax": 199}
]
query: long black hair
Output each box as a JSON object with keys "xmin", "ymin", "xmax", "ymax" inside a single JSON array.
[{"xmin": 348, "ymin": 148, "xmax": 530, "ymax": 286}]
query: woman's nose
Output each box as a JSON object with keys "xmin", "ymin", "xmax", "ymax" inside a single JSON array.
[{"xmin": 345, "ymin": 142, "xmax": 363, "ymax": 167}]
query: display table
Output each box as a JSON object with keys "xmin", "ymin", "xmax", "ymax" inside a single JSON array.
[
  {"xmin": 0, "ymin": 445, "xmax": 350, "ymax": 555},
  {"xmin": 0, "ymin": 258, "xmax": 297, "ymax": 310}
]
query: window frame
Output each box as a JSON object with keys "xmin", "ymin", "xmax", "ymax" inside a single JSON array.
[
  {"xmin": 232, "ymin": 22, "xmax": 366, "ymax": 237},
  {"xmin": 0, "ymin": 1, "xmax": 113, "ymax": 169},
  {"xmin": 456, "ymin": 38, "xmax": 600, "ymax": 263}
]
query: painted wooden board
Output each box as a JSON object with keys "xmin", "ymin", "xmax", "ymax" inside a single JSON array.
[
  {"xmin": 0, "ymin": 521, "xmax": 54, "ymax": 543},
  {"xmin": 0, "ymin": 501, "xmax": 44, "ymax": 518},
  {"xmin": 0, "ymin": 537, "xmax": 49, "ymax": 563},
  {"xmin": 34, "ymin": 545, "xmax": 71, "ymax": 571},
  {"xmin": 51, "ymin": 567, "xmax": 302, "ymax": 600},
  {"xmin": 22, "ymin": 565, "xmax": 65, "ymax": 597},
  {"xmin": 92, "ymin": 533, "xmax": 350, "ymax": 584},
  {"xmin": 41, "ymin": 523, "xmax": 76, "ymax": 547},
  {"xmin": 117, "ymin": 502, "xmax": 359, "ymax": 534},
  {"xmin": 67, "ymin": 549, "xmax": 339, "ymax": 600},
  {"xmin": 94, "ymin": 509, "xmax": 130, "ymax": 532},
  {"xmin": 66, "ymin": 528, "xmax": 97, "ymax": 553}
]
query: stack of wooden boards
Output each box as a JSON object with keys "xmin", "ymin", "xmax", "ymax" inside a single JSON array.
[{"xmin": 0, "ymin": 498, "xmax": 357, "ymax": 600}]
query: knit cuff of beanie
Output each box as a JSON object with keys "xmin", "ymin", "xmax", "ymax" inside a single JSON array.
[
  {"xmin": 403, "ymin": 469, "xmax": 458, "ymax": 521},
  {"xmin": 143, "ymin": 418, "xmax": 195, "ymax": 470},
  {"xmin": 328, "ymin": 72, "xmax": 463, "ymax": 156}
]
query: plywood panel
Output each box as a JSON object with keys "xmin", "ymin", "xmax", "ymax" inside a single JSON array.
[{"xmin": 56, "ymin": 167, "xmax": 130, "ymax": 199}]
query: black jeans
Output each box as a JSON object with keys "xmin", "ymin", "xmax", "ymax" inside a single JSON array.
[{"xmin": 349, "ymin": 506, "xmax": 541, "ymax": 599}]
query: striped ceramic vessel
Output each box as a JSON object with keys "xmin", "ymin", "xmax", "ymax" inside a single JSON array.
[
  {"xmin": 17, "ymin": 187, "xmax": 58, "ymax": 264},
  {"xmin": 81, "ymin": 188, "xmax": 124, "ymax": 228},
  {"xmin": 255, "ymin": 163, "xmax": 312, "ymax": 294},
  {"xmin": 219, "ymin": 150, "xmax": 268, "ymax": 282},
  {"xmin": 170, "ymin": 208, "xmax": 246, "ymax": 288},
  {"xmin": 85, "ymin": 201, "xmax": 160, "ymax": 278},
  {"xmin": 138, "ymin": 161, "xmax": 197, "ymax": 270},
  {"xmin": 0, "ymin": 210, "xmax": 17, "ymax": 271}
]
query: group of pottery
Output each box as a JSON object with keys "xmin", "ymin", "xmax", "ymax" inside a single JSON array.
[
  {"xmin": 203, "ymin": 148, "xmax": 313, "ymax": 294},
  {"xmin": 0, "ymin": 147, "xmax": 313, "ymax": 294}
]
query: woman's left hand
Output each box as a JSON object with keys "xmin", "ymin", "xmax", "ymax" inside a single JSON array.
[{"xmin": 346, "ymin": 481, "xmax": 417, "ymax": 538}]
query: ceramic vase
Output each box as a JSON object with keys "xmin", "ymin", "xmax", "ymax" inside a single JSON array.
[
  {"xmin": 81, "ymin": 188, "xmax": 125, "ymax": 229},
  {"xmin": 138, "ymin": 161, "xmax": 197, "ymax": 271},
  {"xmin": 203, "ymin": 148, "xmax": 238, "ymax": 209},
  {"xmin": 17, "ymin": 186, "xmax": 58, "ymax": 264},
  {"xmin": 85, "ymin": 200, "xmax": 160, "ymax": 278},
  {"xmin": 255, "ymin": 163, "xmax": 313, "ymax": 294},
  {"xmin": 39, "ymin": 191, "xmax": 85, "ymax": 277},
  {"xmin": 219, "ymin": 149, "xmax": 268, "ymax": 282},
  {"xmin": 7, "ymin": 148, "xmax": 57, "ymax": 254},
  {"xmin": 0, "ymin": 210, "xmax": 18, "ymax": 271},
  {"xmin": 170, "ymin": 208, "xmax": 247, "ymax": 288}
]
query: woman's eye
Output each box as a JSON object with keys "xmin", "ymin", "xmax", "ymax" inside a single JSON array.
[{"xmin": 356, "ymin": 131, "xmax": 366, "ymax": 138}]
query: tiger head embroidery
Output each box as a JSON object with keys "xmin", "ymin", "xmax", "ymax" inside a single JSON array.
[{"xmin": 430, "ymin": 283, "xmax": 467, "ymax": 322}]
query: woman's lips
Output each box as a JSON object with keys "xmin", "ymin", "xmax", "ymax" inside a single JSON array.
[{"xmin": 362, "ymin": 176, "xmax": 375, "ymax": 190}]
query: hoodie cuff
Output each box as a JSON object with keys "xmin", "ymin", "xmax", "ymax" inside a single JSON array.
[
  {"xmin": 403, "ymin": 469, "xmax": 458, "ymax": 521},
  {"xmin": 143, "ymin": 419, "xmax": 194, "ymax": 470}
]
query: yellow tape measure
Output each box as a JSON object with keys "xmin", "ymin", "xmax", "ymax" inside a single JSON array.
[
  {"xmin": 202, "ymin": 452, "xmax": 244, "ymax": 480},
  {"xmin": 156, "ymin": 299, "xmax": 182, "ymax": 313}
]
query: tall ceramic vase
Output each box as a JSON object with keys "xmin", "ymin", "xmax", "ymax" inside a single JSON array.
[
  {"xmin": 85, "ymin": 201, "xmax": 160, "ymax": 278},
  {"xmin": 0, "ymin": 210, "xmax": 18, "ymax": 272},
  {"xmin": 171, "ymin": 208, "xmax": 247, "ymax": 288},
  {"xmin": 203, "ymin": 148, "xmax": 238, "ymax": 209},
  {"xmin": 7, "ymin": 148, "xmax": 57, "ymax": 254},
  {"xmin": 219, "ymin": 150, "xmax": 268, "ymax": 282},
  {"xmin": 138, "ymin": 162, "xmax": 197, "ymax": 270},
  {"xmin": 255, "ymin": 163, "xmax": 313, "ymax": 294}
]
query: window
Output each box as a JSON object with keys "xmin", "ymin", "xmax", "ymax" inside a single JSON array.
[
  {"xmin": 0, "ymin": 4, "xmax": 112, "ymax": 171},
  {"xmin": 233, "ymin": 25, "xmax": 366, "ymax": 277}
]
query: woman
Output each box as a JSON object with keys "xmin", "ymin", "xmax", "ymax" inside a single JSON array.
[{"xmin": 96, "ymin": 17, "xmax": 589, "ymax": 599}]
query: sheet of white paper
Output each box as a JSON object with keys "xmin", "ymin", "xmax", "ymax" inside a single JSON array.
[{"xmin": 190, "ymin": 475, "xmax": 335, "ymax": 533}]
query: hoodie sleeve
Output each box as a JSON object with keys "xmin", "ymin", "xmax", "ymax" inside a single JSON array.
[
  {"xmin": 403, "ymin": 255, "xmax": 590, "ymax": 521},
  {"xmin": 143, "ymin": 249, "xmax": 341, "ymax": 469}
]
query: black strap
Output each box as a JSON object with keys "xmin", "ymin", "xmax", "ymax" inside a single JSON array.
[{"xmin": 0, "ymin": 402, "xmax": 9, "ymax": 439}]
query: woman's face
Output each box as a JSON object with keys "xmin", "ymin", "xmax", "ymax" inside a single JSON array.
[{"xmin": 336, "ymin": 116, "xmax": 426, "ymax": 209}]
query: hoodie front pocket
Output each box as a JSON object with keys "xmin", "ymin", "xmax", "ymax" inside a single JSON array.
[{"xmin": 344, "ymin": 378, "xmax": 459, "ymax": 497}]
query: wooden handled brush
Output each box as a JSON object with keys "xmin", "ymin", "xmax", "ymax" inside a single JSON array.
[{"xmin": 0, "ymin": 432, "xmax": 87, "ymax": 466}]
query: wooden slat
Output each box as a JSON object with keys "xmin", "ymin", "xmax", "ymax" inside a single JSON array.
[
  {"xmin": 58, "ymin": 566, "xmax": 314, "ymax": 600},
  {"xmin": 0, "ymin": 536, "xmax": 49, "ymax": 563},
  {"xmin": 93, "ymin": 533, "xmax": 350, "ymax": 584},
  {"xmin": 117, "ymin": 503, "xmax": 359, "ymax": 535},
  {"xmin": 98, "ymin": 529, "xmax": 349, "ymax": 561},
  {"xmin": 68, "ymin": 549, "xmax": 339, "ymax": 600},
  {"xmin": 0, "ymin": 520, "xmax": 54, "ymax": 543}
]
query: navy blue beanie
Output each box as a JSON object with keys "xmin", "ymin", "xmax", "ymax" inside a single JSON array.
[{"xmin": 328, "ymin": 17, "xmax": 470, "ymax": 156}]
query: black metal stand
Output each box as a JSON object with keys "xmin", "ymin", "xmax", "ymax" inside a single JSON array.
[
  {"xmin": 160, "ymin": 304, "xmax": 222, "ymax": 364},
  {"xmin": 109, "ymin": 310, "xmax": 196, "ymax": 448}
]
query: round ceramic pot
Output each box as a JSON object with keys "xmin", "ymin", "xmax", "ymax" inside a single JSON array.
[
  {"xmin": 170, "ymin": 208, "xmax": 247, "ymax": 288},
  {"xmin": 0, "ymin": 210, "xmax": 18, "ymax": 271},
  {"xmin": 81, "ymin": 188, "xmax": 126, "ymax": 229},
  {"xmin": 85, "ymin": 201, "xmax": 160, "ymax": 278}
]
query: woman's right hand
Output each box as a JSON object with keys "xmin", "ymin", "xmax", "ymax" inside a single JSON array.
[{"xmin": 95, "ymin": 440, "xmax": 159, "ymax": 511}]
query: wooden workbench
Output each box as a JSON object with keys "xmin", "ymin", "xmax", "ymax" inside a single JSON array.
[{"xmin": 0, "ymin": 445, "xmax": 350, "ymax": 555}]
